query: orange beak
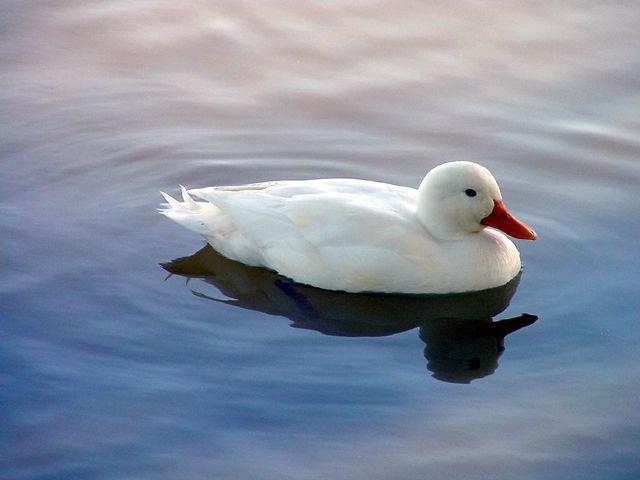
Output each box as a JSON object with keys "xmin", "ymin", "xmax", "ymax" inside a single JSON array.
[{"xmin": 481, "ymin": 200, "xmax": 537, "ymax": 240}]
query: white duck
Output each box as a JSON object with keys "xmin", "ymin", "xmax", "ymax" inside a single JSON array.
[{"xmin": 160, "ymin": 161, "xmax": 536, "ymax": 294}]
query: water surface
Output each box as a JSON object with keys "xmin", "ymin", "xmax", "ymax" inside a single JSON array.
[{"xmin": 2, "ymin": 2, "xmax": 639, "ymax": 479}]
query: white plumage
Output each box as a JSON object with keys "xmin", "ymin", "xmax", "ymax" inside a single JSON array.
[{"xmin": 160, "ymin": 161, "xmax": 536, "ymax": 294}]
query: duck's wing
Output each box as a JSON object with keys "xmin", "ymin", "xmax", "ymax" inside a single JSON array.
[
  {"xmin": 187, "ymin": 179, "xmax": 435, "ymax": 291},
  {"xmin": 188, "ymin": 179, "xmax": 423, "ymax": 249}
]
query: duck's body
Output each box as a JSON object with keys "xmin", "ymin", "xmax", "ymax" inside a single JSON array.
[{"xmin": 160, "ymin": 161, "xmax": 536, "ymax": 294}]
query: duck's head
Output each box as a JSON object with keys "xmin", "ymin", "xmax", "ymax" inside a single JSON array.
[{"xmin": 416, "ymin": 161, "xmax": 537, "ymax": 241}]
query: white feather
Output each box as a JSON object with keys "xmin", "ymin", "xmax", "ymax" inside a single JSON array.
[{"xmin": 160, "ymin": 162, "xmax": 535, "ymax": 294}]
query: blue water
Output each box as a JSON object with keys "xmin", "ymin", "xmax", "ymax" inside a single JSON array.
[{"xmin": 2, "ymin": 2, "xmax": 639, "ymax": 479}]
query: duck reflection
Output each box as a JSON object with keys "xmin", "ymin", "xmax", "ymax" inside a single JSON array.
[{"xmin": 162, "ymin": 245, "xmax": 536, "ymax": 383}]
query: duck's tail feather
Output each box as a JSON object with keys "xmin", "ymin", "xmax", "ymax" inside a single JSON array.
[{"xmin": 159, "ymin": 186, "xmax": 221, "ymax": 236}]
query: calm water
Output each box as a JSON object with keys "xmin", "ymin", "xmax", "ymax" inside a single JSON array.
[{"xmin": 2, "ymin": 2, "xmax": 639, "ymax": 479}]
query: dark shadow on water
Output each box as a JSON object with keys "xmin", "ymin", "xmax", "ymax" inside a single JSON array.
[{"xmin": 162, "ymin": 245, "xmax": 537, "ymax": 384}]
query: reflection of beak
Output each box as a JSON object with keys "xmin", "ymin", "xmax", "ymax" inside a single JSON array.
[
  {"xmin": 486, "ymin": 313, "xmax": 538, "ymax": 340},
  {"xmin": 481, "ymin": 200, "xmax": 537, "ymax": 240}
]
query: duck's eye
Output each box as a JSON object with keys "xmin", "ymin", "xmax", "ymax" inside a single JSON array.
[{"xmin": 465, "ymin": 188, "xmax": 477, "ymax": 198}]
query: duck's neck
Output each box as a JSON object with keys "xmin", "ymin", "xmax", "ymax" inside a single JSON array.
[{"xmin": 415, "ymin": 188, "xmax": 477, "ymax": 241}]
